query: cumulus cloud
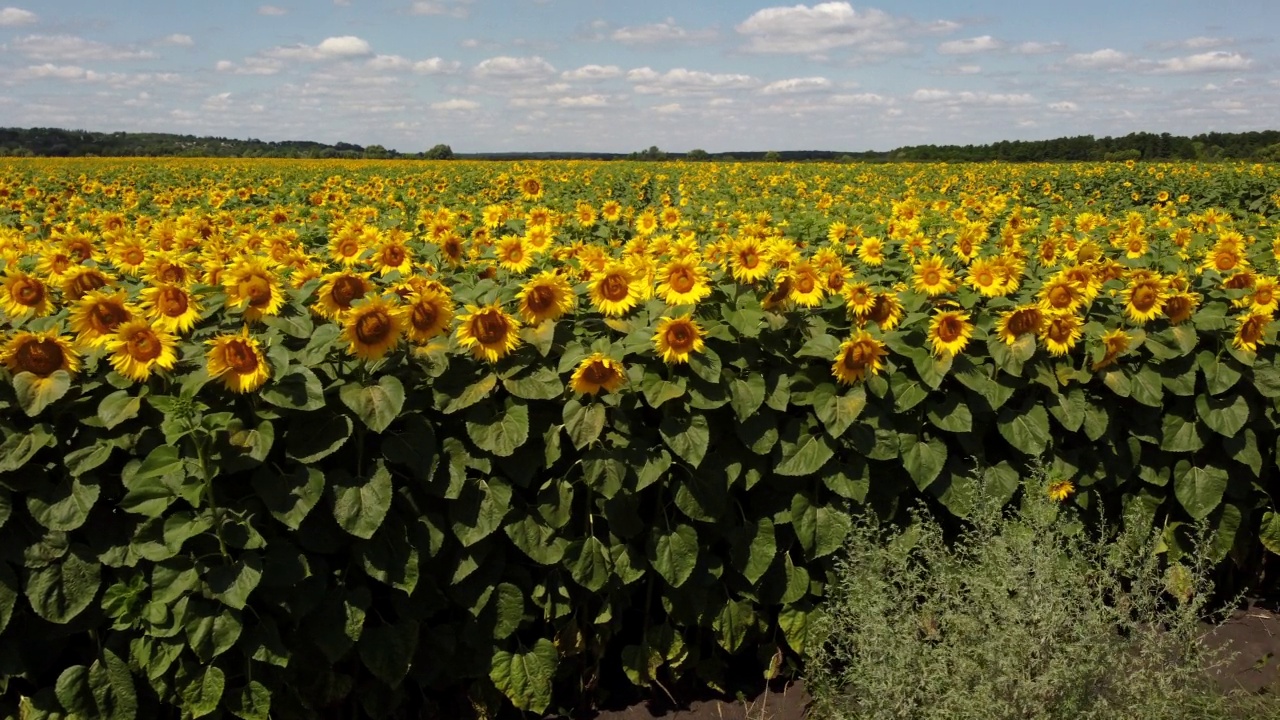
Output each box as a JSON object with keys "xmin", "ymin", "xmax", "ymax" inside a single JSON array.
[
  {"xmin": 611, "ymin": 18, "xmax": 717, "ymax": 45},
  {"xmin": 258, "ymin": 5, "xmax": 287, "ymax": 15},
  {"xmin": 1152, "ymin": 51, "xmax": 1252, "ymax": 73},
  {"xmin": 215, "ymin": 57, "xmax": 284, "ymax": 75},
  {"xmin": 557, "ymin": 94, "xmax": 612, "ymax": 108},
  {"xmin": 158, "ymin": 34, "xmax": 194, "ymax": 47},
  {"xmin": 264, "ymin": 35, "xmax": 373, "ymax": 61},
  {"xmin": 473, "ymin": 55, "xmax": 556, "ymax": 79},
  {"xmin": 1012, "ymin": 41, "xmax": 1065, "ymax": 55},
  {"xmin": 0, "ymin": 6, "xmax": 36, "ymax": 25},
  {"xmin": 561, "ymin": 64, "xmax": 622, "ymax": 81},
  {"xmin": 911, "ymin": 89, "xmax": 1036, "ymax": 106},
  {"xmin": 937, "ymin": 35, "xmax": 1003, "ymax": 54},
  {"xmin": 413, "ymin": 57, "xmax": 461, "ymax": 74},
  {"xmin": 760, "ymin": 77, "xmax": 832, "ymax": 94},
  {"xmin": 1064, "ymin": 48, "xmax": 1130, "ymax": 70},
  {"xmin": 431, "ymin": 98, "xmax": 479, "ymax": 110},
  {"xmin": 1048, "ymin": 101, "xmax": 1079, "ymax": 112},
  {"xmin": 627, "ymin": 67, "xmax": 758, "ymax": 95},
  {"xmin": 831, "ymin": 92, "xmax": 891, "ymax": 105},
  {"xmin": 410, "ymin": 0, "xmax": 472, "ymax": 18},
  {"xmin": 10, "ymin": 34, "xmax": 155, "ymax": 61},
  {"xmin": 736, "ymin": 2, "xmax": 913, "ymax": 55}
]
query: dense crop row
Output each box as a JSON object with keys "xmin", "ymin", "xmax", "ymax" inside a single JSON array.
[{"xmin": 1, "ymin": 158, "xmax": 1279, "ymax": 717}]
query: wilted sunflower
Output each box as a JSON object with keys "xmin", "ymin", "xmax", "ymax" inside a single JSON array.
[
  {"xmin": 653, "ymin": 314, "xmax": 705, "ymax": 364},
  {"xmin": 912, "ymin": 254, "xmax": 958, "ymax": 297},
  {"xmin": 516, "ymin": 271, "xmax": 576, "ymax": 324},
  {"xmin": 1091, "ymin": 328, "xmax": 1132, "ymax": 371},
  {"xmin": 206, "ymin": 328, "xmax": 270, "ymax": 393},
  {"xmin": 928, "ymin": 309, "xmax": 974, "ymax": 358},
  {"xmin": 570, "ymin": 353, "xmax": 626, "ymax": 396},
  {"xmin": 589, "ymin": 262, "xmax": 639, "ymax": 317},
  {"xmin": 140, "ymin": 282, "xmax": 203, "ymax": 334},
  {"xmin": 1039, "ymin": 312, "xmax": 1083, "ymax": 357},
  {"xmin": 1123, "ymin": 277, "xmax": 1167, "ymax": 324},
  {"xmin": 69, "ymin": 289, "xmax": 136, "ymax": 349},
  {"xmin": 831, "ymin": 330, "xmax": 888, "ymax": 385},
  {"xmin": 106, "ymin": 319, "xmax": 178, "ymax": 382},
  {"xmin": 224, "ymin": 260, "xmax": 285, "ymax": 322},
  {"xmin": 656, "ymin": 257, "xmax": 711, "ymax": 306},
  {"xmin": 995, "ymin": 305, "xmax": 1044, "ymax": 346},
  {"xmin": 456, "ymin": 303, "xmax": 522, "ymax": 362},
  {"xmin": 1233, "ymin": 311, "xmax": 1271, "ymax": 353},
  {"xmin": 342, "ymin": 296, "xmax": 405, "ymax": 360},
  {"xmin": 314, "ymin": 270, "xmax": 374, "ymax": 320},
  {"xmin": 0, "ymin": 329, "xmax": 80, "ymax": 379},
  {"xmin": 404, "ymin": 289, "xmax": 454, "ymax": 344},
  {"xmin": 496, "ymin": 235, "xmax": 534, "ymax": 274},
  {"xmin": 1, "ymin": 270, "xmax": 53, "ymax": 318}
]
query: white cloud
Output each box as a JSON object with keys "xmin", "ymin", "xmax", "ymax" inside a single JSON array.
[
  {"xmin": 413, "ymin": 57, "xmax": 461, "ymax": 74},
  {"xmin": 653, "ymin": 103, "xmax": 683, "ymax": 114},
  {"xmin": 15, "ymin": 63, "xmax": 86, "ymax": 80},
  {"xmin": 1154, "ymin": 36, "xmax": 1233, "ymax": 50},
  {"xmin": 367, "ymin": 54, "xmax": 411, "ymax": 71},
  {"xmin": 557, "ymin": 94, "xmax": 611, "ymax": 108},
  {"xmin": 409, "ymin": 0, "xmax": 471, "ymax": 18},
  {"xmin": 937, "ymin": 35, "xmax": 1002, "ymax": 54},
  {"xmin": 736, "ymin": 2, "xmax": 911, "ymax": 55},
  {"xmin": 431, "ymin": 98, "xmax": 479, "ymax": 110},
  {"xmin": 1152, "ymin": 51, "xmax": 1252, "ymax": 73},
  {"xmin": 831, "ymin": 92, "xmax": 891, "ymax": 105},
  {"xmin": 1048, "ymin": 101, "xmax": 1079, "ymax": 112},
  {"xmin": 911, "ymin": 89, "xmax": 1035, "ymax": 106},
  {"xmin": 473, "ymin": 55, "xmax": 555, "ymax": 79},
  {"xmin": 1065, "ymin": 48, "xmax": 1129, "ymax": 69},
  {"xmin": 611, "ymin": 18, "xmax": 717, "ymax": 45},
  {"xmin": 159, "ymin": 34, "xmax": 194, "ymax": 47},
  {"xmin": 1012, "ymin": 41, "xmax": 1065, "ymax": 55},
  {"xmin": 627, "ymin": 67, "xmax": 758, "ymax": 96},
  {"xmin": 264, "ymin": 35, "xmax": 373, "ymax": 61},
  {"xmin": 215, "ymin": 57, "xmax": 283, "ymax": 75},
  {"xmin": 947, "ymin": 64, "xmax": 982, "ymax": 75},
  {"xmin": 760, "ymin": 76, "xmax": 832, "ymax": 94},
  {"xmin": 258, "ymin": 5, "xmax": 287, "ymax": 15},
  {"xmin": 0, "ymin": 6, "xmax": 36, "ymax": 25},
  {"xmin": 561, "ymin": 64, "xmax": 622, "ymax": 81},
  {"xmin": 11, "ymin": 34, "xmax": 155, "ymax": 61}
]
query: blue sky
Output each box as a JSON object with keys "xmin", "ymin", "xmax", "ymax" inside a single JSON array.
[{"xmin": 1, "ymin": 1, "xmax": 1277, "ymax": 153}]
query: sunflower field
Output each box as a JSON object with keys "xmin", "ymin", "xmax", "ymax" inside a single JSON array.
[{"xmin": 1, "ymin": 157, "xmax": 1280, "ymax": 718}]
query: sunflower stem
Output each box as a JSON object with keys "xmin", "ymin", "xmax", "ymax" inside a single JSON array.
[{"xmin": 193, "ymin": 431, "xmax": 229, "ymax": 558}]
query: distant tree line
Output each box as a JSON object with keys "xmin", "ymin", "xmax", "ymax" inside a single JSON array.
[{"xmin": 2, "ymin": 127, "xmax": 1279, "ymax": 162}]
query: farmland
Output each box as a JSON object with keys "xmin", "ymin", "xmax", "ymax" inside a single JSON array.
[{"xmin": 2, "ymin": 158, "xmax": 1280, "ymax": 717}]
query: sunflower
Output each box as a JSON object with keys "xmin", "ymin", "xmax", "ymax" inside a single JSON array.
[
  {"xmin": 0, "ymin": 270, "xmax": 54, "ymax": 318},
  {"xmin": 404, "ymin": 289, "xmax": 455, "ymax": 344},
  {"xmin": 843, "ymin": 282, "xmax": 876, "ymax": 318},
  {"xmin": 1163, "ymin": 291, "xmax": 1199, "ymax": 324},
  {"xmin": 831, "ymin": 330, "xmax": 888, "ymax": 385},
  {"xmin": 1091, "ymin": 328, "xmax": 1132, "ymax": 371},
  {"xmin": 206, "ymin": 328, "xmax": 270, "ymax": 393},
  {"xmin": 1123, "ymin": 277, "xmax": 1167, "ymax": 324},
  {"xmin": 328, "ymin": 226, "xmax": 366, "ymax": 266},
  {"xmin": 656, "ymin": 257, "xmax": 711, "ymax": 306},
  {"xmin": 224, "ymin": 260, "xmax": 285, "ymax": 322},
  {"xmin": 457, "ymin": 303, "xmax": 522, "ymax": 362},
  {"xmin": 496, "ymin": 235, "xmax": 534, "ymax": 274},
  {"xmin": 1232, "ymin": 311, "xmax": 1271, "ymax": 353},
  {"xmin": 653, "ymin": 314, "xmax": 705, "ymax": 364},
  {"xmin": 1038, "ymin": 274, "xmax": 1085, "ymax": 313},
  {"xmin": 342, "ymin": 296, "xmax": 405, "ymax": 360},
  {"xmin": 634, "ymin": 209, "xmax": 659, "ymax": 236},
  {"xmin": 863, "ymin": 292, "xmax": 904, "ymax": 331},
  {"xmin": 727, "ymin": 237, "xmax": 772, "ymax": 284},
  {"xmin": 438, "ymin": 234, "xmax": 466, "ymax": 267},
  {"xmin": 140, "ymin": 283, "xmax": 203, "ymax": 334},
  {"xmin": 106, "ymin": 319, "xmax": 178, "ymax": 382},
  {"xmin": 0, "ymin": 330, "xmax": 80, "ymax": 379},
  {"xmin": 928, "ymin": 309, "xmax": 974, "ymax": 358},
  {"xmin": 69, "ymin": 289, "xmax": 136, "ymax": 349},
  {"xmin": 1039, "ymin": 311, "xmax": 1083, "ymax": 356},
  {"xmin": 857, "ymin": 237, "xmax": 885, "ymax": 267},
  {"xmin": 313, "ymin": 271, "xmax": 374, "ymax": 320},
  {"xmin": 518, "ymin": 176, "xmax": 544, "ymax": 201},
  {"xmin": 372, "ymin": 236, "xmax": 413, "ymax": 276},
  {"xmin": 589, "ymin": 262, "xmax": 639, "ymax": 317},
  {"xmin": 995, "ymin": 305, "xmax": 1044, "ymax": 345},
  {"xmin": 965, "ymin": 258, "xmax": 1005, "ymax": 298},
  {"xmin": 1248, "ymin": 276, "xmax": 1279, "ymax": 316},
  {"xmin": 912, "ymin": 254, "xmax": 957, "ymax": 297},
  {"xmin": 600, "ymin": 200, "xmax": 623, "ymax": 222},
  {"xmin": 570, "ymin": 353, "xmax": 626, "ymax": 396},
  {"xmin": 786, "ymin": 262, "xmax": 826, "ymax": 307},
  {"xmin": 517, "ymin": 271, "xmax": 576, "ymax": 324},
  {"xmin": 762, "ymin": 275, "xmax": 794, "ymax": 312},
  {"xmin": 1047, "ymin": 479, "xmax": 1075, "ymax": 503}
]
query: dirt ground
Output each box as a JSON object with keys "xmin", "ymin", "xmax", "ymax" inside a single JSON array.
[{"xmin": 568, "ymin": 601, "xmax": 1280, "ymax": 720}]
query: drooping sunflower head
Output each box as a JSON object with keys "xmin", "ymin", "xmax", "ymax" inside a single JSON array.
[
  {"xmin": 1, "ymin": 270, "xmax": 54, "ymax": 318},
  {"xmin": 314, "ymin": 271, "xmax": 374, "ymax": 320},
  {"xmin": 206, "ymin": 329, "xmax": 270, "ymax": 393},
  {"xmin": 831, "ymin": 330, "xmax": 888, "ymax": 385},
  {"xmin": 995, "ymin": 305, "xmax": 1044, "ymax": 346},
  {"xmin": 570, "ymin": 353, "xmax": 626, "ymax": 396},
  {"xmin": 342, "ymin": 296, "xmax": 405, "ymax": 361},
  {"xmin": 404, "ymin": 289, "xmax": 455, "ymax": 344},
  {"xmin": 140, "ymin": 283, "xmax": 203, "ymax": 334},
  {"xmin": 1040, "ymin": 311, "xmax": 1083, "ymax": 357},
  {"xmin": 653, "ymin": 314, "xmax": 706, "ymax": 365},
  {"xmin": 656, "ymin": 257, "xmax": 711, "ymax": 306},
  {"xmin": 106, "ymin": 319, "xmax": 179, "ymax": 383},
  {"xmin": 1091, "ymin": 328, "xmax": 1133, "ymax": 371},
  {"xmin": 928, "ymin": 309, "xmax": 974, "ymax": 358},
  {"xmin": 456, "ymin": 303, "xmax": 522, "ymax": 362},
  {"xmin": 1, "ymin": 330, "xmax": 80, "ymax": 378},
  {"xmin": 1233, "ymin": 311, "xmax": 1271, "ymax": 353},
  {"xmin": 589, "ymin": 262, "xmax": 639, "ymax": 317},
  {"xmin": 516, "ymin": 271, "xmax": 576, "ymax": 325}
]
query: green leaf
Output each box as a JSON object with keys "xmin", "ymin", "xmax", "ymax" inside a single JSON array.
[
  {"xmin": 1048, "ymin": 387, "xmax": 1086, "ymax": 433},
  {"xmin": 1195, "ymin": 392, "xmax": 1249, "ymax": 437},
  {"xmin": 466, "ymin": 399, "xmax": 529, "ymax": 457},
  {"xmin": 56, "ymin": 666, "xmax": 94, "ymax": 717},
  {"xmin": 890, "ymin": 371, "xmax": 928, "ymax": 412},
  {"xmin": 775, "ymin": 428, "xmax": 835, "ymax": 477},
  {"xmin": 1161, "ymin": 410, "xmax": 1205, "ymax": 453},
  {"xmin": 566, "ymin": 536, "xmax": 612, "ymax": 592},
  {"xmin": 361, "ymin": 514, "xmax": 420, "ymax": 594},
  {"xmin": 252, "ymin": 465, "xmax": 324, "ymax": 530},
  {"xmin": 185, "ymin": 606, "xmax": 242, "ymax": 662},
  {"xmin": 998, "ymin": 403, "xmax": 1050, "ymax": 457},
  {"xmin": 285, "ymin": 414, "xmax": 352, "ymax": 464},
  {"xmin": 505, "ymin": 514, "xmax": 567, "ymax": 565},
  {"xmin": 688, "ymin": 347, "xmax": 723, "ymax": 384},
  {"xmin": 778, "ymin": 606, "xmax": 818, "ymax": 656},
  {"xmin": 790, "ymin": 493, "xmax": 851, "ymax": 560},
  {"xmin": 902, "ymin": 436, "xmax": 947, "ymax": 491},
  {"xmin": 339, "ymin": 375, "xmax": 405, "ymax": 434},
  {"xmin": 1129, "ymin": 366, "xmax": 1164, "ymax": 408},
  {"xmin": 925, "ymin": 393, "xmax": 972, "ymax": 433},
  {"xmin": 503, "ymin": 366, "xmax": 565, "ymax": 400},
  {"xmin": 796, "ymin": 333, "xmax": 841, "ymax": 360},
  {"xmin": 358, "ymin": 619, "xmax": 419, "ymax": 688},
  {"xmin": 64, "ymin": 442, "xmax": 113, "ymax": 477},
  {"xmin": 640, "ymin": 371, "xmax": 686, "ymax": 407},
  {"xmin": 0, "ymin": 562, "xmax": 17, "ymax": 635},
  {"xmin": 712, "ymin": 600, "xmax": 754, "ymax": 653},
  {"xmin": 381, "ymin": 413, "xmax": 437, "ymax": 480},
  {"xmin": 1173, "ymin": 461, "xmax": 1228, "ymax": 521},
  {"xmin": 331, "ymin": 462, "xmax": 394, "ymax": 540},
  {"xmin": 485, "ymin": 583, "xmax": 525, "ymax": 640},
  {"xmin": 1200, "ymin": 352, "xmax": 1242, "ymax": 395},
  {"xmin": 98, "ymin": 390, "xmax": 141, "ymax": 430},
  {"xmin": 724, "ymin": 293, "xmax": 764, "ymax": 338},
  {"xmin": 489, "ymin": 639, "xmax": 558, "ymax": 715},
  {"xmin": 0, "ymin": 425, "xmax": 51, "ymax": 471},
  {"xmin": 88, "ymin": 649, "xmax": 136, "ymax": 720},
  {"xmin": 450, "ymin": 477, "xmax": 512, "ymax": 547},
  {"xmin": 207, "ymin": 554, "xmax": 263, "ymax": 610},
  {"xmin": 440, "ymin": 373, "xmax": 497, "ymax": 414},
  {"xmin": 1261, "ymin": 511, "xmax": 1280, "ymax": 556},
  {"xmin": 13, "ymin": 370, "xmax": 71, "ymax": 416},
  {"xmin": 179, "ymin": 664, "xmax": 224, "ymax": 719},
  {"xmin": 731, "ymin": 517, "xmax": 776, "ymax": 585},
  {"xmin": 814, "ymin": 383, "xmax": 867, "ymax": 437},
  {"xmin": 562, "ymin": 397, "xmax": 605, "ymax": 450},
  {"xmin": 648, "ymin": 524, "xmax": 698, "ymax": 588},
  {"xmin": 260, "ymin": 367, "xmax": 326, "ymax": 411},
  {"xmin": 660, "ymin": 413, "xmax": 710, "ymax": 468},
  {"xmin": 25, "ymin": 547, "xmax": 100, "ymax": 624},
  {"xmin": 26, "ymin": 476, "xmax": 99, "ymax": 532},
  {"xmin": 729, "ymin": 374, "xmax": 767, "ymax": 422},
  {"xmin": 226, "ymin": 681, "xmax": 271, "ymax": 720}
]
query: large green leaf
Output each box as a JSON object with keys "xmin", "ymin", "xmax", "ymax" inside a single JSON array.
[
  {"xmin": 26, "ymin": 476, "xmax": 99, "ymax": 532},
  {"xmin": 506, "ymin": 514, "xmax": 567, "ymax": 565},
  {"xmin": 490, "ymin": 639, "xmax": 558, "ymax": 714},
  {"xmin": 466, "ymin": 399, "xmax": 530, "ymax": 457},
  {"xmin": 660, "ymin": 413, "xmax": 709, "ymax": 468},
  {"xmin": 330, "ymin": 462, "xmax": 394, "ymax": 540},
  {"xmin": 178, "ymin": 664, "xmax": 224, "ymax": 719},
  {"xmin": 563, "ymin": 397, "xmax": 605, "ymax": 450},
  {"xmin": 1261, "ymin": 511, "xmax": 1280, "ymax": 556},
  {"xmin": 902, "ymin": 436, "xmax": 947, "ymax": 491},
  {"xmin": 712, "ymin": 600, "xmax": 755, "ymax": 654},
  {"xmin": 25, "ymin": 547, "xmax": 100, "ymax": 624},
  {"xmin": 1160, "ymin": 410, "xmax": 1205, "ymax": 452},
  {"xmin": 0, "ymin": 562, "xmax": 17, "ymax": 635},
  {"xmin": 87, "ymin": 649, "xmax": 136, "ymax": 720},
  {"xmin": 775, "ymin": 427, "xmax": 835, "ymax": 477},
  {"xmin": 998, "ymin": 403, "xmax": 1050, "ymax": 457},
  {"xmin": 450, "ymin": 477, "xmax": 512, "ymax": 547},
  {"xmin": 925, "ymin": 393, "xmax": 972, "ymax": 433},
  {"xmin": 1173, "ymin": 461, "xmax": 1228, "ymax": 521},
  {"xmin": 260, "ymin": 367, "xmax": 326, "ymax": 411},
  {"xmin": 1129, "ymin": 366, "xmax": 1164, "ymax": 407},
  {"xmin": 729, "ymin": 374, "xmax": 767, "ymax": 423},
  {"xmin": 339, "ymin": 376, "xmax": 405, "ymax": 434},
  {"xmin": 285, "ymin": 414, "xmax": 352, "ymax": 464},
  {"xmin": 566, "ymin": 536, "xmax": 612, "ymax": 592},
  {"xmin": 814, "ymin": 383, "xmax": 867, "ymax": 437},
  {"xmin": 358, "ymin": 619, "xmax": 419, "ymax": 688},
  {"xmin": 252, "ymin": 465, "xmax": 324, "ymax": 530},
  {"xmin": 1048, "ymin": 387, "xmax": 1085, "ymax": 433},
  {"xmin": 730, "ymin": 517, "xmax": 776, "ymax": 585},
  {"xmin": 98, "ymin": 390, "xmax": 141, "ymax": 430},
  {"xmin": 206, "ymin": 554, "xmax": 264, "ymax": 610},
  {"xmin": 503, "ymin": 366, "xmax": 564, "ymax": 400},
  {"xmin": 790, "ymin": 493, "xmax": 851, "ymax": 560},
  {"xmin": 1195, "ymin": 392, "xmax": 1249, "ymax": 437},
  {"xmin": 13, "ymin": 370, "xmax": 71, "ymax": 416},
  {"xmin": 648, "ymin": 524, "xmax": 699, "ymax": 588},
  {"xmin": 226, "ymin": 681, "xmax": 271, "ymax": 720}
]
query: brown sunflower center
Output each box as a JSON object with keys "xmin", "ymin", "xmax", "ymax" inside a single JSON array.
[
  {"xmin": 1046, "ymin": 318, "xmax": 1074, "ymax": 343},
  {"xmin": 240, "ymin": 275, "xmax": 272, "ymax": 307},
  {"xmin": 1215, "ymin": 250, "xmax": 1239, "ymax": 272},
  {"xmin": 1047, "ymin": 285, "xmax": 1074, "ymax": 309},
  {"xmin": 867, "ymin": 296, "xmax": 893, "ymax": 324},
  {"xmin": 525, "ymin": 285, "xmax": 556, "ymax": 314},
  {"xmin": 225, "ymin": 340, "xmax": 259, "ymax": 374},
  {"xmin": 127, "ymin": 329, "xmax": 163, "ymax": 362},
  {"xmin": 922, "ymin": 268, "xmax": 941, "ymax": 287},
  {"xmin": 13, "ymin": 278, "xmax": 45, "ymax": 306},
  {"xmin": 1127, "ymin": 237, "xmax": 1144, "ymax": 253},
  {"xmin": 843, "ymin": 344, "xmax": 870, "ymax": 370},
  {"xmin": 158, "ymin": 263, "xmax": 186, "ymax": 284},
  {"xmin": 600, "ymin": 274, "xmax": 630, "ymax": 302},
  {"xmin": 89, "ymin": 301, "xmax": 129, "ymax": 334},
  {"xmin": 1007, "ymin": 309, "xmax": 1040, "ymax": 336},
  {"xmin": 1224, "ymin": 273, "xmax": 1254, "ymax": 290},
  {"xmin": 332, "ymin": 276, "xmax": 366, "ymax": 308},
  {"xmin": 936, "ymin": 317, "xmax": 963, "ymax": 343},
  {"xmin": 122, "ymin": 247, "xmax": 146, "ymax": 266},
  {"xmin": 15, "ymin": 339, "xmax": 64, "ymax": 377},
  {"xmin": 665, "ymin": 323, "xmax": 694, "ymax": 352},
  {"xmin": 1130, "ymin": 285, "xmax": 1158, "ymax": 312},
  {"xmin": 382, "ymin": 246, "xmax": 405, "ymax": 266},
  {"xmin": 1165, "ymin": 296, "xmax": 1191, "ymax": 322},
  {"xmin": 582, "ymin": 361, "xmax": 616, "ymax": 386},
  {"xmin": 337, "ymin": 239, "xmax": 361, "ymax": 258},
  {"xmin": 669, "ymin": 268, "xmax": 696, "ymax": 294},
  {"xmin": 474, "ymin": 312, "xmax": 509, "ymax": 345},
  {"xmin": 50, "ymin": 254, "xmax": 71, "ymax": 274},
  {"xmin": 442, "ymin": 238, "xmax": 463, "ymax": 260},
  {"xmin": 795, "ymin": 274, "xmax": 816, "ymax": 294},
  {"xmin": 740, "ymin": 250, "xmax": 760, "ymax": 269},
  {"xmin": 158, "ymin": 287, "xmax": 189, "ymax": 317},
  {"xmin": 411, "ymin": 301, "xmax": 439, "ymax": 331},
  {"xmin": 356, "ymin": 310, "xmax": 393, "ymax": 345},
  {"xmin": 1241, "ymin": 316, "xmax": 1267, "ymax": 343}
]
